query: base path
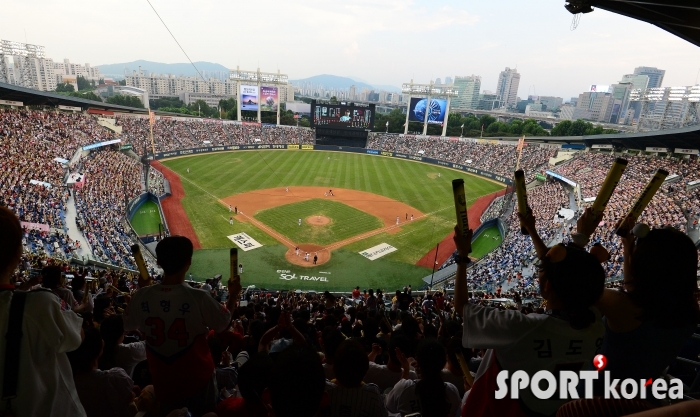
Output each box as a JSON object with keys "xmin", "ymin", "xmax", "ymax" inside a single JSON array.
[
  {"xmin": 224, "ymin": 187, "xmax": 424, "ymax": 267},
  {"xmin": 415, "ymin": 188, "xmax": 508, "ymax": 268},
  {"xmin": 151, "ymin": 161, "xmax": 202, "ymax": 249}
]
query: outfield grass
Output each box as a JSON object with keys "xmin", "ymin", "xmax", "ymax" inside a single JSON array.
[
  {"xmin": 130, "ymin": 200, "xmax": 163, "ymax": 235},
  {"xmin": 255, "ymin": 199, "xmax": 383, "ymax": 245},
  {"xmin": 471, "ymin": 225, "xmax": 503, "ymax": 258},
  {"xmin": 162, "ymin": 151, "xmax": 504, "ymax": 288}
]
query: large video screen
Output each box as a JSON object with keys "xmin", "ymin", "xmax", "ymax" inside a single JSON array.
[
  {"xmin": 311, "ymin": 103, "xmax": 374, "ymax": 130},
  {"xmin": 408, "ymin": 97, "xmax": 447, "ymax": 124},
  {"xmin": 240, "ymin": 85, "xmax": 259, "ymax": 111}
]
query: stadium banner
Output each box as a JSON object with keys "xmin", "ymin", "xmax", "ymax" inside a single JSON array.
[
  {"xmin": 53, "ymin": 157, "xmax": 69, "ymax": 164},
  {"xmin": 240, "ymin": 85, "xmax": 259, "ymax": 111},
  {"xmin": 0, "ymin": 99, "xmax": 23, "ymax": 107},
  {"xmin": 260, "ymin": 87, "xmax": 279, "ymax": 112},
  {"xmin": 359, "ymin": 243, "xmax": 397, "ymax": 260},
  {"xmin": 21, "ymin": 221, "xmax": 49, "ymax": 233},
  {"xmin": 646, "ymin": 147, "xmax": 667, "ymax": 152},
  {"xmin": 545, "ymin": 170, "xmax": 578, "ymax": 187},
  {"xmin": 228, "ymin": 233, "xmax": 263, "ymax": 251},
  {"xmin": 276, "ymin": 270, "xmax": 329, "ymax": 283},
  {"xmin": 29, "ymin": 179, "xmax": 52, "ymax": 188},
  {"xmin": 591, "ymin": 144, "xmax": 613, "ymax": 149},
  {"xmin": 674, "ymin": 148, "xmax": 699, "ymax": 155},
  {"xmin": 687, "ymin": 180, "xmax": 700, "ymax": 191},
  {"xmin": 82, "ymin": 138, "xmax": 121, "ymax": 151},
  {"xmin": 152, "ymin": 144, "xmax": 513, "ymax": 185},
  {"xmin": 408, "ymin": 97, "xmax": 447, "ymax": 124}
]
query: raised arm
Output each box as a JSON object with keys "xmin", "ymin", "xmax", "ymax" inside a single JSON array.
[
  {"xmin": 453, "ymin": 226, "xmax": 473, "ymax": 314},
  {"xmin": 518, "ymin": 208, "xmax": 548, "ymax": 259}
]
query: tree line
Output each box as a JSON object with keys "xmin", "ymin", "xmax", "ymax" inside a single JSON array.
[{"xmin": 372, "ymin": 109, "xmax": 619, "ymax": 137}]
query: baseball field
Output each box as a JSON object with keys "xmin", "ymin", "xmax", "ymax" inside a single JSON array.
[{"xmin": 156, "ymin": 150, "xmax": 504, "ymax": 291}]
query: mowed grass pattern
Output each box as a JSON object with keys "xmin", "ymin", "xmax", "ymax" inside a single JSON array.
[
  {"xmin": 255, "ymin": 199, "xmax": 382, "ymax": 246},
  {"xmin": 130, "ymin": 200, "xmax": 163, "ymax": 235},
  {"xmin": 162, "ymin": 151, "xmax": 503, "ymax": 263}
]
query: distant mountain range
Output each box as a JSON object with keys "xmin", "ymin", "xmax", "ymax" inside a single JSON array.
[
  {"xmin": 96, "ymin": 60, "xmax": 230, "ymax": 78},
  {"xmin": 291, "ymin": 74, "xmax": 401, "ymax": 93},
  {"xmin": 96, "ymin": 61, "xmax": 401, "ymax": 92}
]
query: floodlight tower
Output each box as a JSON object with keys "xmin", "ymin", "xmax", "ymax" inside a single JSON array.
[
  {"xmin": 229, "ymin": 67, "xmax": 288, "ymax": 124},
  {"xmin": 401, "ymin": 80, "xmax": 458, "ymax": 136},
  {"xmin": 0, "ymin": 40, "xmax": 46, "ymax": 88}
]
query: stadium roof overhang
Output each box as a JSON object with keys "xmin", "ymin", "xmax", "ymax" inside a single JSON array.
[
  {"xmin": 565, "ymin": 1, "xmax": 700, "ymax": 48},
  {"xmin": 0, "ymin": 82, "xmax": 148, "ymax": 113},
  {"xmin": 582, "ymin": 125, "xmax": 700, "ymax": 149}
]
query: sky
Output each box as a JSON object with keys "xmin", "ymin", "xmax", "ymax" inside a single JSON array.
[{"xmin": 3, "ymin": 0, "xmax": 700, "ymax": 100}]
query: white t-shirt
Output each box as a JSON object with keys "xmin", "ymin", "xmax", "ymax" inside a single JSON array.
[
  {"xmin": 363, "ymin": 362, "xmax": 418, "ymax": 394},
  {"xmin": 0, "ymin": 290, "xmax": 86, "ymax": 417},
  {"xmin": 115, "ymin": 341, "xmax": 147, "ymax": 378},
  {"xmin": 384, "ymin": 379, "xmax": 461, "ymax": 417},
  {"xmin": 462, "ymin": 303, "xmax": 604, "ymax": 416},
  {"xmin": 326, "ymin": 382, "xmax": 388, "ymax": 417}
]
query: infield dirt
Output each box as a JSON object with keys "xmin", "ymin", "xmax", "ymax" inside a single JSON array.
[{"xmin": 222, "ymin": 186, "xmax": 424, "ymax": 267}]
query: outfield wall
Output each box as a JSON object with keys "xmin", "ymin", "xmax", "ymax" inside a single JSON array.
[{"xmin": 148, "ymin": 144, "xmax": 513, "ymax": 186}]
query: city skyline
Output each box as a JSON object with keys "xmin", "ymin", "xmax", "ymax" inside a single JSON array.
[{"xmin": 2, "ymin": 0, "xmax": 699, "ymax": 101}]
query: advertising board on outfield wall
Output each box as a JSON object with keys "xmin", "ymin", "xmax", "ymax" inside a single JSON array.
[{"xmin": 151, "ymin": 144, "xmax": 512, "ymax": 185}]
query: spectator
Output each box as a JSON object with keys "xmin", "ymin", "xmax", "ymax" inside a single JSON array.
[
  {"xmin": 0, "ymin": 206, "xmax": 86, "ymax": 416},
  {"xmin": 98, "ymin": 314, "xmax": 147, "ymax": 378},
  {"xmin": 385, "ymin": 339, "xmax": 461, "ymax": 417},
  {"xmin": 265, "ymin": 345, "xmax": 327, "ymax": 417},
  {"xmin": 124, "ymin": 235, "xmax": 241, "ymax": 415},
  {"xmin": 215, "ymin": 353, "xmax": 273, "ymax": 417},
  {"xmin": 453, "ymin": 214, "xmax": 606, "ymax": 416},
  {"xmin": 593, "ymin": 222, "xmax": 699, "ymax": 396},
  {"xmin": 67, "ymin": 326, "xmax": 135, "ymax": 417},
  {"xmin": 364, "ymin": 334, "xmax": 417, "ymax": 393},
  {"xmin": 327, "ymin": 339, "xmax": 387, "ymax": 417}
]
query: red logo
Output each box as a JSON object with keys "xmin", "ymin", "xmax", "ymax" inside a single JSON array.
[{"xmin": 593, "ymin": 354, "xmax": 607, "ymax": 371}]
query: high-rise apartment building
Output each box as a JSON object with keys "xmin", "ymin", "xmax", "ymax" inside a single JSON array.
[
  {"xmin": 633, "ymin": 66, "xmax": 665, "ymax": 89},
  {"xmin": 445, "ymin": 76, "xmax": 453, "ymax": 85},
  {"xmin": 496, "ymin": 67, "xmax": 520, "ymax": 109},
  {"xmin": 620, "ymin": 74, "xmax": 650, "ymax": 91},
  {"xmin": 0, "ymin": 40, "xmax": 56, "ymax": 91},
  {"xmin": 53, "ymin": 59, "xmax": 101, "ymax": 82},
  {"xmin": 576, "ymin": 91, "xmax": 615, "ymax": 123},
  {"xmin": 453, "ymin": 75, "xmax": 481, "ymax": 109}
]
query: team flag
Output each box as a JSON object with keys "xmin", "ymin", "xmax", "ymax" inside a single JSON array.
[
  {"xmin": 149, "ymin": 111, "xmax": 156, "ymax": 126},
  {"xmin": 516, "ymin": 136, "xmax": 525, "ymax": 152}
]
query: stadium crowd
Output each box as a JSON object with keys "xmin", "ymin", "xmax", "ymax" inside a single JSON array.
[
  {"xmin": 74, "ymin": 150, "xmax": 142, "ymax": 269},
  {"xmin": 366, "ymin": 133, "xmax": 556, "ymax": 182},
  {"xmin": 116, "ymin": 116, "xmax": 316, "ymax": 152},
  {"xmin": 2, "ymin": 202, "xmax": 699, "ymax": 417}
]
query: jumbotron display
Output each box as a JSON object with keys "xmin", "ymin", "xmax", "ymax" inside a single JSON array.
[{"xmin": 311, "ymin": 101, "xmax": 375, "ymax": 130}]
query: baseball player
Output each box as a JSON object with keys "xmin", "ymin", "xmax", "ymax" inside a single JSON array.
[
  {"xmin": 295, "ymin": 246, "xmax": 300, "ymax": 256},
  {"xmin": 304, "ymin": 252, "xmax": 309, "ymax": 262},
  {"xmin": 396, "ymin": 216, "xmax": 399, "ymax": 225},
  {"xmin": 286, "ymin": 186, "xmax": 289, "ymax": 192},
  {"xmin": 229, "ymin": 205, "xmax": 232, "ymax": 212},
  {"xmin": 410, "ymin": 214, "xmax": 414, "ymax": 221},
  {"xmin": 229, "ymin": 217, "xmax": 233, "ymax": 225},
  {"xmin": 298, "ymin": 218, "xmax": 302, "ymax": 226},
  {"xmin": 313, "ymin": 253, "xmax": 318, "ymax": 265}
]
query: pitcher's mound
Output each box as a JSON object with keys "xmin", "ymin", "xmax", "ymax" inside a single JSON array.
[
  {"xmin": 285, "ymin": 244, "xmax": 331, "ymax": 267},
  {"xmin": 306, "ymin": 215, "xmax": 331, "ymax": 226}
]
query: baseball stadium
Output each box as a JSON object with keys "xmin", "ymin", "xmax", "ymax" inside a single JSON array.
[{"xmin": 4, "ymin": 1, "xmax": 700, "ymax": 415}]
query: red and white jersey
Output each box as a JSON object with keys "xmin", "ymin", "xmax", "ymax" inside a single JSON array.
[
  {"xmin": 462, "ymin": 303, "xmax": 604, "ymax": 417},
  {"xmin": 124, "ymin": 283, "xmax": 231, "ymax": 402}
]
